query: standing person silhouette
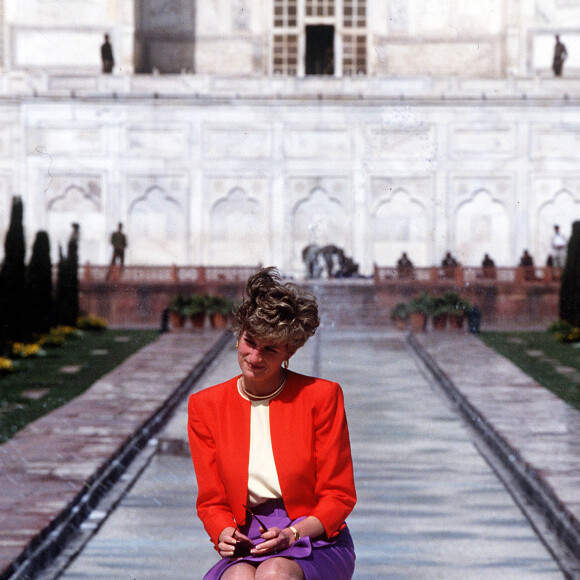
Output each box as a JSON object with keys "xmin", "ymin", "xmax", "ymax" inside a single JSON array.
[
  {"xmin": 188, "ymin": 267, "xmax": 357, "ymax": 580},
  {"xmin": 552, "ymin": 35, "xmax": 567, "ymax": 77},
  {"xmin": 106, "ymin": 222, "xmax": 127, "ymax": 281},
  {"xmin": 101, "ymin": 34, "xmax": 114, "ymax": 74}
]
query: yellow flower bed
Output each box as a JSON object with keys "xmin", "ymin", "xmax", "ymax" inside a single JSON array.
[
  {"xmin": 77, "ymin": 314, "xmax": 108, "ymax": 330},
  {"xmin": 11, "ymin": 342, "xmax": 46, "ymax": 359},
  {"xmin": 0, "ymin": 356, "xmax": 14, "ymax": 373}
]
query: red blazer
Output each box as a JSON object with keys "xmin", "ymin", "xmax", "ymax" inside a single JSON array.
[{"xmin": 188, "ymin": 370, "xmax": 357, "ymax": 547}]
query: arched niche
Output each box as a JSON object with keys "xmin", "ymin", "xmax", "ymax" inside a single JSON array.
[
  {"xmin": 455, "ymin": 189, "xmax": 509, "ymax": 266},
  {"xmin": 209, "ymin": 187, "xmax": 267, "ymax": 266},
  {"xmin": 291, "ymin": 187, "xmax": 349, "ymax": 274},
  {"xmin": 47, "ymin": 183, "xmax": 103, "ymax": 264},
  {"xmin": 537, "ymin": 189, "xmax": 580, "ymax": 265},
  {"xmin": 371, "ymin": 188, "xmax": 429, "ymax": 267},
  {"xmin": 128, "ymin": 185, "xmax": 187, "ymax": 265}
]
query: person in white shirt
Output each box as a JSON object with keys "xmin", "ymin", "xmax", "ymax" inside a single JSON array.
[{"xmin": 551, "ymin": 224, "xmax": 567, "ymax": 268}]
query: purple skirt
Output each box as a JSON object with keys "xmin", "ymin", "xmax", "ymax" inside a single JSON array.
[{"xmin": 203, "ymin": 499, "xmax": 355, "ymax": 580}]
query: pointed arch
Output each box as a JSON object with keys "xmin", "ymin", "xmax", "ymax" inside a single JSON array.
[
  {"xmin": 371, "ymin": 187, "xmax": 429, "ymax": 266},
  {"xmin": 128, "ymin": 184, "xmax": 187, "ymax": 264},
  {"xmin": 47, "ymin": 182, "xmax": 103, "ymax": 264},
  {"xmin": 291, "ymin": 186, "xmax": 350, "ymax": 272},
  {"xmin": 536, "ymin": 188, "xmax": 580, "ymax": 264},
  {"xmin": 209, "ymin": 186, "xmax": 268, "ymax": 265},
  {"xmin": 455, "ymin": 189, "xmax": 510, "ymax": 266}
]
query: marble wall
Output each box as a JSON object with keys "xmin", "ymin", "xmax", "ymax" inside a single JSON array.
[
  {"xmin": 1, "ymin": 76, "xmax": 580, "ymax": 277},
  {"xmin": 2, "ymin": 0, "xmax": 580, "ymax": 77}
]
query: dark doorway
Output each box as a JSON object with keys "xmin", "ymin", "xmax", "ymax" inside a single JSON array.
[
  {"xmin": 134, "ymin": 0, "xmax": 196, "ymax": 74},
  {"xmin": 306, "ymin": 25, "xmax": 334, "ymax": 75}
]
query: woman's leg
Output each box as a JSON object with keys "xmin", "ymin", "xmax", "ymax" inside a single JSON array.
[
  {"xmin": 255, "ymin": 557, "xmax": 304, "ymax": 580},
  {"xmin": 220, "ymin": 562, "xmax": 257, "ymax": 579}
]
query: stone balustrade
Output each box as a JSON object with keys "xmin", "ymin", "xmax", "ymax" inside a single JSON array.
[{"xmin": 75, "ymin": 264, "xmax": 562, "ymax": 329}]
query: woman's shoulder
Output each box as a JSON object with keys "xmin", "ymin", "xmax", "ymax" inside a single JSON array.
[
  {"xmin": 286, "ymin": 371, "xmax": 341, "ymax": 395},
  {"xmin": 188, "ymin": 375, "xmax": 239, "ymax": 406}
]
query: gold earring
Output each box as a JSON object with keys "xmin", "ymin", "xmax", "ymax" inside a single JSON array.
[{"xmin": 236, "ymin": 340, "xmax": 239, "ymax": 349}]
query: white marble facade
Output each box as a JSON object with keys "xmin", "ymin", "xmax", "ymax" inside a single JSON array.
[{"xmin": 0, "ymin": 1, "xmax": 580, "ymax": 276}]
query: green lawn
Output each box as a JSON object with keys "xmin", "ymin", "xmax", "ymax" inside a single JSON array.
[
  {"xmin": 0, "ymin": 329, "xmax": 159, "ymax": 443},
  {"xmin": 479, "ymin": 331, "xmax": 580, "ymax": 412}
]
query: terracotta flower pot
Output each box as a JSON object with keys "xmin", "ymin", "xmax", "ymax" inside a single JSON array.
[
  {"xmin": 170, "ymin": 312, "xmax": 186, "ymax": 329},
  {"xmin": 449, "ymin": 314, "xmax": 465, "ymax": 329},
  {"xmin": 210, "ymin": 312, "xmax": 229, "ymax": 329},
  {"xmin": 432, "ymin": 314, "xmax": 448, "ymax": 330},
  {"xmin": 190, "ymin": 313, "xmax": 206, "ymax": 329},
  {"xmin": 409, "ymin": 312, "xmax": 427, "ymax": 332}
]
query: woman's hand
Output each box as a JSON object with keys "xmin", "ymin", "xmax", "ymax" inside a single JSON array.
[
  {"xmin": 251, "ymin": 527, "xmax": 295, "ymax": 555},
  {"xmin": 217, "ymin": 527, "xmax": 253, "ymax": 558}
]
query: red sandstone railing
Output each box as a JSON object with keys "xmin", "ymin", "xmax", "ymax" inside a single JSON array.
[
  {"xmin": 76, "ymin": 264, "xmax": 562, "ymax": 285},
  {"xmin": 79, "ymin": 264, "xmax": 261, "ymax": 284},
  {"xmin": 373, "ymin": 265, "xmax": 562, "ymax": 285}
]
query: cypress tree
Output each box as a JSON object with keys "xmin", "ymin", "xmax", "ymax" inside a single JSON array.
[
  {"xmin": 559, "ymin": 220, "xmax": 580, "ymax": 325},
  {"xmin": 54, "ymin": 225, "xmax": 80, "ymax": 327},
  {"xmin": 24, "ymin": 231, "xmax": 53, "ymax": 336},
  {"xmin": 0, "ymin": 196, "xmax": 26, "ymax": 342}
]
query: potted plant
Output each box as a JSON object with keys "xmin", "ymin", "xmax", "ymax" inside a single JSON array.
[
  {"xmin": 168, "ymin": 295, "xmax": 189, "ymax": 328},
  {"xmin": 186, "ymin": 294, "xmax": 208, "ymax": 329},
  {"xmin": 206, "ymin": 295, "xmax": 234, "ymax": 329},
  {"xmin": 442, "ymin": 291, "xmax": 470, "ymax": 329},
  {"xmin": 407, "ymin": 293, "xmax": 433, "ymax": 332},
  {"xmin": 390, "ymin": 302, "xmax": 409, "ymax": 330},
  {"xmin": 431, "ymin": 297, "xmax": 449, "ymax": 330}
]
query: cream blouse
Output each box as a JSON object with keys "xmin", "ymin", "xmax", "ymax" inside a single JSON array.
[{"xmin": 237, "ymin": 379, "xmax": 283, "ymax": 506}]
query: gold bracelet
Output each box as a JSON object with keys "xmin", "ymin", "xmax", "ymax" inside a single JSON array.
[{"xmin": 289, "ymin": 525, "xmax": 301, "ymax": 541}]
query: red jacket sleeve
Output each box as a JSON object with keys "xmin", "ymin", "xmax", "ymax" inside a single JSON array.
[
  {"xmin": 271, "ymin": 378, "xmax": 357, "ymax": 538},
  {"xmin": 187, "ymin": 389, "xmax": 238, "ymax": 547}
]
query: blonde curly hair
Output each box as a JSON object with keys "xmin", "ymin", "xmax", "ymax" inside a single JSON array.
[{"xmin": 233, "ymin": 267, "xmax": 319, "ymax": 352}]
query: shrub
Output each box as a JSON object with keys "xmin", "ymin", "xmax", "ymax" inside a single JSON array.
[
  {"xmin": 560, "ymin": 220, "xmax": 580, "ymax": 326},
  {"xmin": 77, "ymin": 314, "xmax": 108, "ymax": 331},
  {"xmin": 24, "ymin": 231, "xmax": 53, "ymax": 337},
  {"xmin": 0, "ymin": 196, "xmax": 26, "ymax": 343}
]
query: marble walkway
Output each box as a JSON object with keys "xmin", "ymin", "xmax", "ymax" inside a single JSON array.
[{"xmin": 51, "ymin": 328, "xmax": 580, "ymax": 580}]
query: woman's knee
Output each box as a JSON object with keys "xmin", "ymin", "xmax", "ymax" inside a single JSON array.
[
  {"xmin": 221, "ymin": 562, "xmax": 257, "ymax": 579},
  {"xmin": 255, "ymin": 557, "xmax": 304, "ymax": 580}
]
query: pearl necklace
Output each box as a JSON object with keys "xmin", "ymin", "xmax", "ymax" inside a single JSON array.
[{"xmin": 239, "ymin": 373, "xmax": 287, "ymax": 401}]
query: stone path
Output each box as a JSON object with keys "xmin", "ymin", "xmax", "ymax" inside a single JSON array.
[
  {"xmin": 0, "ymin": 330, "xmax": 229, "ymax": 580},
  {"xmin": 57, "ymin": 328, "xmax": 577, "ymax": 578},
  {"xmin": 1, "ymin": 326, "xmax": 580, "ymax": 579}
]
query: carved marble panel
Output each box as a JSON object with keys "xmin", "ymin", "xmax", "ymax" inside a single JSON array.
[
  {"xmin": 370, "ymin": 176, "xmax": 433, "ymax": 266},
  {"xmin": 125, "ymin": 125, "xmax": 190, "ymax": 158},
  {"xmin": 530, "ymin": 125, "xmax": 580, "ymax": 159},
  {"xmin": 126, "ymin": 174, "xmax": 189, "ymax": 265},
  {"xmin": 450, "ymin": 125, "xmax": 517, "ymax": 158},
  {"xmin": 450, "ymin": 176, "xmax": 513, "ymax": 266},
  {"xmin": 288, "ymin": 177, "xmax": 350, "ymax": 211},
  {"xmin": 28, "ymin": 126, "xmax": 105, "ymax": 157},
  {"xmin": 289, "ymin": 181, "xmax": 352, "ymax": 272},
  {"xmin": 366, "ymin": 126, "xmax": 436, "ymax": 160},
  {"xmin": 207, "ymin": 179, "xmax": 269, "ymax": 265},
  {"xmin": 14, "ymin": 29, "xmax": 103, "ymax": 68},
  {"xmin": 284, "ymin": 128, "xmax": 351, "ymax": 159},
  {"xmin": 370, "ymin": 175, "xmax": 433, "ymax": 210},
  {"xmin": 455, "ymin": 190, "xmax": 511, "ymax": 266},
  {"xmin": 45, "ymin": 174, "xmax": 105, "ymax": 264},
  {"xmin": 203, "ymin": 127, "xmax": 272, "ymax": 160},
  {"xmin": 532, "ymin": 176, "xmax": 580, "ymax": 264},
  {"xmin": 0, "ymin": 125, "xmax": 14, "ymax": 157}
]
